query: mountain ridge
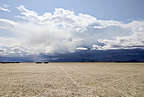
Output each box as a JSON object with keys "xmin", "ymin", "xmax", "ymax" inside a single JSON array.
[{"xmin": 0, "ymin": 48, "xmax": 144, "ymax": 62}]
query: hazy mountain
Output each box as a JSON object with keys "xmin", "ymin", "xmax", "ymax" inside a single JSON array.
[{"xmin": 0, "ymin": 48, "xmax": 144, "ymax": 62}]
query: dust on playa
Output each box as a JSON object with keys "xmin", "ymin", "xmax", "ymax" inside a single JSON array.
[{"xmin": 0, "ymin": 62, "xmax": 144, "ymax": 97}]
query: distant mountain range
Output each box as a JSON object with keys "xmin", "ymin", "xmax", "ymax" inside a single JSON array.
[{"xmin": 0, "ymin": 48, "xmax": 144, "ymax": 62}]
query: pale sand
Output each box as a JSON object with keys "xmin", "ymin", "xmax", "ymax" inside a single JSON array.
[{"xmin": 0, "ymin": 62, "xmax": 144, "ymax": 97}]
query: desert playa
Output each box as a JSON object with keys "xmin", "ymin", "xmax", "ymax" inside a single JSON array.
[{"xmin": 0, "ymin": 62, "xmax": 144, "ymax": 97}]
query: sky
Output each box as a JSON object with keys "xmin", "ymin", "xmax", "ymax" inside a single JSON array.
[
  {"xmin": 0, "ymin": 0, "xmax": 144, "ymax": 21},
  {"xmin": 0, "ymin": 0, "xmax": 144, "ymax": 54}
]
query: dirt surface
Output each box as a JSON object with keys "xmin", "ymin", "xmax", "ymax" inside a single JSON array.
[{"xmin": 0, "ymin": 62, "xmax": 144, "ymax": 97}]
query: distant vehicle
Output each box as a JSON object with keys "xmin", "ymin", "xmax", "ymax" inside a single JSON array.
[{"xmin": 35, "ymin": 62, "xmax": 49, "ymax": 64}]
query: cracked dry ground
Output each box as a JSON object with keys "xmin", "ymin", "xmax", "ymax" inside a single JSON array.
[{"xmin": 0, "ymin": 62, "xmax": 144, "ymax": 97}]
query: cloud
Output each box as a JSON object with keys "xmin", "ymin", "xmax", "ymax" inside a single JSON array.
[
  {"xmin": 16, "ymin": 5, "xmax": 96, "ymax": 32},
  {"xmin": 98, "ymin": 30, "xmax": 144, "ymax": 50},
  {"xmin": 0, "ymin": 6, "xmax": 10, "ymax": 12},
  {"xmin": 94, "ymin": 21, "xmax": 144, "ymax": 50},
  {"xmin": 76, "ymin": 47, "xmax": 88, "ymax": 50},
  {"xmin": 0, "ymin": 5, "xmax": 144, "ymax": 54}
]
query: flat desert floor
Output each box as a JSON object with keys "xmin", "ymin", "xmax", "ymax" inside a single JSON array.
[{"xmin": 0, "ymin": 62, "xmax": 144, "ymax": 97}]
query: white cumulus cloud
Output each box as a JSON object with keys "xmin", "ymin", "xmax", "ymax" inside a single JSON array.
[
  {"xmin": 0, "ymin": 5, "xmax": 144, "ymax": 54},
  {"xmin": 0, "ymin": 6, "xmax": 10, "ymax": 12}
]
